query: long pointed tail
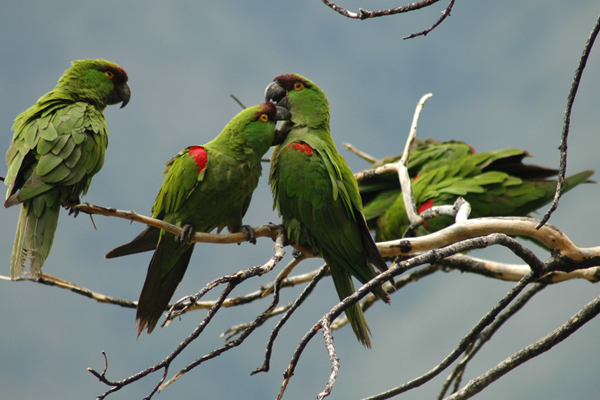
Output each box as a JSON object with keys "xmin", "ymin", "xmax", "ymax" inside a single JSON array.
[
  {"xmin": 136, "ymin": 238, "xmax": 195, "ymax": 336},
  {"xmin": 329, "ymin": 264, "xmax": 372, "ymax": 348},
  {"xmin": 10, "ymin": 200, "xmax": 60, "ymax": 278}
]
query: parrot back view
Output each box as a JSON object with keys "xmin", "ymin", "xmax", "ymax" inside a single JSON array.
[{"xmin": 5, "ymin": 59, "xmax": 130, "ymax": 278}]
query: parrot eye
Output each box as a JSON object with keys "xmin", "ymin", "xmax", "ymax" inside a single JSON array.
[
  {"xmin": 259, "ymin": 113, "xmax": 269, "ymax": 122},
  {"xmin": 104, "ymin": 71, "xmax": 115, "ymax": 80},
  {"xmin": 293, "ymin": 82, "xmax": 305, "ymax": 91}
]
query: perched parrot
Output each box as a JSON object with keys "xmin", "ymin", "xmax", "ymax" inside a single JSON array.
[
  {"xmin": 357, "ymin": 139, "xmax": 595, "ymax": 241},
  {"xmin": 5, "ymin": 59, "xmax": 130, "ymax": 278},
  {"xmin": 105, "ymin": 102, "xmax": 290, "ymax": 335},
  {"xmin": 265, "ymin": 74, "xmax": 390, "ymax": 348}
]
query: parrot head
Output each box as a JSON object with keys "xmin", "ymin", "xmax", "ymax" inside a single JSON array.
[
  {"xmin": 211, "ymin": 102, "xmax": 290, "ymax": 161},
  {"xmin": 58, "ymin": 59, "xmax": 131, "ymax": 110},
  {"xmin": 265, "ymin": 73, "xmax": 329, "ymax": 129}
]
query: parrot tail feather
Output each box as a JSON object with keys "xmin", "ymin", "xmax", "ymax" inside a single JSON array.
[
  {"xmin": 345, "ymin": 302, "xmax": 372, "ymax": 348},
  {"xmin": 136, "ymin": 242, "xmax": 195, "ymax": 336},
  {"xmin": 11, "ymin": 201, "xmax": 60, "ymax": 278}
]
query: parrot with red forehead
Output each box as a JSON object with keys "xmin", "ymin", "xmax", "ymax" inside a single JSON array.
[
  {"xmin": 5, "ymin": 59, "xmax": 130, "ymax": 277},
  {"xmin": 266, "ymin": 73, "xmax": 390, "ymax": 348},
  {"xmin": 106, "ymin": 102, "xmax": 290, "ymax": 335}
]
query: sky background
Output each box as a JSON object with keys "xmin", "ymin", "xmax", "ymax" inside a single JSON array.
[{"xmin": 1, "ymin": 1, "xmax": 600, "ymax": 399}]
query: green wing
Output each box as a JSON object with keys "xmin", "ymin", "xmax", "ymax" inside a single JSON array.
[
  {"xmin": 364, "ymin": 142, "xmax": 595, "ymax": 241},
  {"xmin": 151, "ymin": 146, "xmax": 207, "ymax": 221},
  {"xmin": 5, "ymin": 101, "xmax": 107, "ymax": 206}
]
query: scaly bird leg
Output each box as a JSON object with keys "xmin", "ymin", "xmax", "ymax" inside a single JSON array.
[
  {"xmin": 175, "ymin": 224, "xmax": 195, "ymax": 246},
  {"xmin": 239, "ymin": 225, "xmax": 257, "ymax": 245}
]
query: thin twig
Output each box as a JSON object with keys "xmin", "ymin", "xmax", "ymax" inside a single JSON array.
[
  {"xmin": 537, "ymin": 9, "xmax": 600, "ymax": 229},
  {"xmin": 230, "ymin": 94, "xmax": 246, "ymax": 109},
  {"xmin": 0, "ymin": 273, "xmax": 137, "ymax": 308},
  {"xmin": 160, "ymin": 271, "xmax": 286, "ymax": 390},
  {"xmin": 253, "ymin": 265, "xmax": 329, "ymax": 375},
  {"xmin": 438, "ymin": 283, "xmax": 547, "ymax": 399},
  {"xmin": 444, "ymin": 293, "xmax": 600, "ymax": 400},
  {"xmin": 404, "ymin": 0, "xmax": 456, "ymax": 39},
  {"xmin": 70, "ymin": 202, "xmax": 283, "ymax": 245},
  {"xmin": 321, "ymin": 0, "xmax": 443, "ymax": 20},
  {"xmin": 317, "ymin": 318, "xmax": 340, "ymax": 400},
  {"xmin": 342, "ymin": 142, "xmax": 379, "ymax": 164},
  {"xmin": 362, "ymin": 271, "xmax": 538, "ymax": 400},
  {"xmin": 279, "ymin": 234, "xmax": 543, "ymax": 399},
  {"xmin": 90, "ymin": 235, "xmax": 286, "ymax": 399}
]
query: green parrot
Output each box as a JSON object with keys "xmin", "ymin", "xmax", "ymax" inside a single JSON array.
[
  {"xmin": 5, "ymin": 59, "xmax": 130, "ymax": 278},
  {"xmin": 105, "ymin": 102, "xmax": 290, "ymax": 335},
  {"xmin": 357, "ymin": 139, "xmax": 595, "ymax": 241},
  {"xmin": 265, "ymin": 74, "xmax": 390, "ymax": 348}
]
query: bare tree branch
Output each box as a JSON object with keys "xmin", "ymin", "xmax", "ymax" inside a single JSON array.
[
  {"xmin": 343, "ymin": 142, "xmax": 379, "ymax": 164},
  {"xmin": 280, "ymin": 234, "xmax": 545, "ymax": 399},
  {"xmin": 70, "ymin": 202, "xmax": 283, "ymax": 245},
  {"xmin": 438, "ymin": 283, "xmax": 547, "ymax": 399},
  {"xmin": 0, "ymin": 272, "xmax": 137, "ymax": 308},
  {"xmin": 89, "ymin": 233, "xmax": 287, "ymax": 399},
  {"xmin": 320, "ymin": 0, "xmax": 455, "ymax": 39},
  {"xmin": 321, "ymin": 0, "xmax": 442, "ymax": 20},
  {"xmin": 438, "ymin": 254, "xmax": 600, "ymax": 283},
  {"xmin": 404, "ymin": 0, "xmax": 456, "ymax": 39},
  {"xmin": 253, "ymin": 265, "xmax": 329, "ymax": 375},
  {"xmin": 443, "ymin": 293, "xmax": 600, "ymax": 400},
  {"xmin": 317, "ymin": 318, "xmax": 340, "ymax": 400},
  {"xmin": 377, "ymin": 216, "xmax": 600, "ymax": 268},
  {"xmin": 537, "ymin": 9, "xmax": 600, "ymax": 228}
]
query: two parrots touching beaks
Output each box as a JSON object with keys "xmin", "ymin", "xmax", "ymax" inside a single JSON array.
[{"xmin": 4, "ymin": 66, "xmax": 594, "ymax": 346}]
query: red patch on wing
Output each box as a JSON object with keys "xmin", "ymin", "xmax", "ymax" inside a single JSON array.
[
  {"xmin": 418, "ymin": 199, "xmax": 434, "ymax": 215},
  {"xmin": 187, "ymin": 146, "xmax": 208, "ymax": 173},
  {"xmin": 283, "ymin": 142, "xmax": 314, "ymax": 156}
]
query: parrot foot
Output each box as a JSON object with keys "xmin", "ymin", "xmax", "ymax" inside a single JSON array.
[
  {"xmin": 176, "ymin": 224, "xmax": 195, "ymax": 245},
  {"xmin": 292, "ymin": 249, "xmax": 304, "ymax": 259},
  {"xmin": 239, "ymin": 225, "xmax": 257, "ymax": 245},
  {"xmin": 63, "ymin": 201, "xmax": 83, "ymax": 217}
]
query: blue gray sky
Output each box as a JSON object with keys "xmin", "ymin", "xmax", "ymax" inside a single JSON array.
[{"xmin": 1, "ymin": 1, "xmax": 600, "ymax": 399}]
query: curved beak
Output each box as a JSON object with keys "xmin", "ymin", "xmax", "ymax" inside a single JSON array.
[
  {"xmin": 276, "ymin": 106, "xmax": 291, "ymax": 122},
  {"xmin": 265, "ymin": 81, "xmax": 286, "ymax": 103},
  {"xmin": 272, "ymin": 106, "xmax": 292, "ymax": 146},
  {"xmin": 107, "ymin": 82, "xmax": 131, "ymax": 108}
]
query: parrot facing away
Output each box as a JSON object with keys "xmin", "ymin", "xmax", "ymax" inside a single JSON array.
[
  {"xmin": 357, "ymin": 139, "xmax": 595, "ymax": 241},
  {"xmin": 105, "ymin": 102, "xmax": 291, "ymax": 335},
  {"xmin": 266, "ymin": 74, "xmax": 390, "ymax": 348},
  {"xmin": 5, "ymin": 59, "xmax": 130, "ymax": 278}
]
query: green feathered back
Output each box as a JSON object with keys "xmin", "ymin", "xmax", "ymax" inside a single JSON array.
[
  {"xmin": 358, "ymin": 140, "xmax": 595, "ymax": 241},
  {"xmin": 5, "ymin": 59, "xmax": 129, "ymax": 277}
]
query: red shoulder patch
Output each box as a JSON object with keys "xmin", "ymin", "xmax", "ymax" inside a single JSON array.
[
  {"xmin": 187, "ymin": 146, "xmax": 208, "ymax": 173},
  {"xmin": 418, "ymin": 198, "xmax": 434, "ymax": 215},
  {"xmin": 283, "ymin": 142, "xmax": 314, "ymax": 156}
]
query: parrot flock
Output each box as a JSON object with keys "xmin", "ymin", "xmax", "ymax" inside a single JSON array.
[{"xmin": 3, "ymin": 64, "xmax": 595, "ymax": 346}]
